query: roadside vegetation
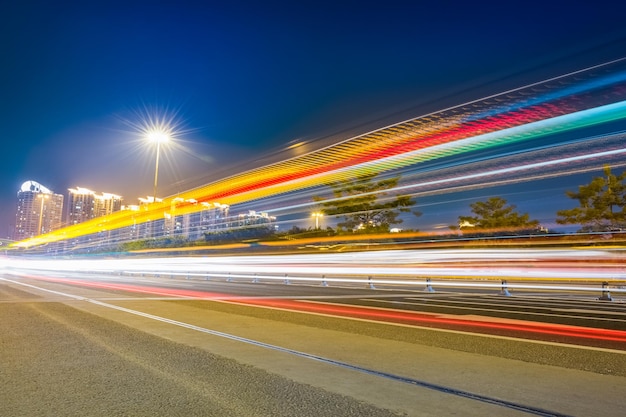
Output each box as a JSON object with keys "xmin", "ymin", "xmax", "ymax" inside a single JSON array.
[{"xmin": 114, "ymin": 168, "xmax": 625, "ymax": 253}]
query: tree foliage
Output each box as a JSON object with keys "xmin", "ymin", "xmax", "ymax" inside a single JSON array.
[
  {"xmin": 458, "ymin": 197, "xmax": 539, "ymax": 234},
  {"xmin": 118, "ymin": 236, "xmax": 191, "ymax": 251},
  {"xmin": 204, "ymin": 224, "xmax": 275, "ymax": 244},
  {"xmin": 314, "ymin": 173, "xmax": 419, "ymax": 233},
  {"xmin": 556, "ymin": 166, "xmax": 626, "ymax": 232}
]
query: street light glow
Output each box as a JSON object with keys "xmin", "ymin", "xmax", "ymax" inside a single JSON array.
[
  {"xmin": 312, "ymin": 211, "xmax": 323, "ymax": 229},
  {"xmin": 120, "ymin": 107, "xmax": 183, "ymax": 205},
  {"xmin": 146, "ymin": 129, "xmax": 171, "ymax": 144}
]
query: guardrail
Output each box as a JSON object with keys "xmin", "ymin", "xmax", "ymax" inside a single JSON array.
[
  {"xmin": 6, "ymin": 248, "xmax": 625, "ymax": 301},
  {"xmin": 94, "ymin": 268, "xmax": 626, "ymax": 301}
]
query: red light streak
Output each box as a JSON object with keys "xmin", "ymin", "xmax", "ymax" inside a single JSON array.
[
  {"xmin": 23, "ymin": 274, "xmax": 232, "ymax": 300},
  {"xmin": 231, "ymin": 298, "xmax": 626, "ymax": 344},
  {"xmin": 22, "ymin": 274, "xmax": 626, "ymax": 346}
]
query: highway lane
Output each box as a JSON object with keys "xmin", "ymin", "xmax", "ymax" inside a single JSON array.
[
  {"xmin": 8, "ymin": 268, "xmax": 626, "ymax": 350},
  {"xmin": 2, "ymin": 270, "xmax": 626, "ymax": 416},
  {"xmin": 6, "ymin": 248, "xmax": 625, "ymax": 311},
  {"xmin": 0, "ymin": 287, "xmax": 399, "ymax": 417}
]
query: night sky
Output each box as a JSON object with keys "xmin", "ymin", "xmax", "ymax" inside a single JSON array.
[{"xmin": 2, "ymin": 1, "xmax": 626, "ymax": 238}]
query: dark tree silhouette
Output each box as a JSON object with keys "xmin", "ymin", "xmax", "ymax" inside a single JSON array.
[
  {"xmin": 314, "ymin": 173, "xmax": 420, "ymax": 233},
  {"xmin": 458, "ymin": 197, "xmax": 539, "ymax": 234},
  {"xmin": 556, "ymin": 166, "xmax": 626, "ymax": 232}
]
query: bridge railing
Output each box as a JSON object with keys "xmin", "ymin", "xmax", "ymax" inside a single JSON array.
[{"xmin": 87, "ymin": 268, "xmax": 626, "ymax": 301}]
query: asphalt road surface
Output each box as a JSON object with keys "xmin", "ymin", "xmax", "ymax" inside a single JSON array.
[{"xmin": 2, "ymin": 272, "xmax": 626, "ymax": 417}]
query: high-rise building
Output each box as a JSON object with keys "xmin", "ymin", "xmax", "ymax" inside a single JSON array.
[
  {"xmin": 235, "ymin": 210, "xmax": 276, "ymax": 228},
  {"xmin": 137, "ymin": 196, "xmax": 164, "ymax": 238},
  {"xmin": 120, "ymin": 197, "xmax": 230, "ymax": 240},
  {"xmin": 94, "ymin": 192, "xmax": 123, "ymax": 218},
  {"xmin": 14, "ymin": 180, "xmax": 64, "ymax": 241},
  {"xmin": 67, "ymin": 187, "xmax": 123, "ymax": 225},
  {"xmin": 67, "ymin": 187, "xmax": 95, "ymax": 225}
]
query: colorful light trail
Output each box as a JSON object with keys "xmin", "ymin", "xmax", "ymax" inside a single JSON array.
[{"xmin": 12, "ymin": 59, "xmax": 626, "ymax": 249}]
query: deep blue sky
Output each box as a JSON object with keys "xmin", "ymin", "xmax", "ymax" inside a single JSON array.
[{"xmin": 2, "ymin": 1, "xmax": 626, "ymax": 238}]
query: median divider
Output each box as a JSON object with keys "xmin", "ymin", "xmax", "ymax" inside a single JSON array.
[{"xmin": 24, "ymin": 266, "xmax": 626, "ymax": 300}]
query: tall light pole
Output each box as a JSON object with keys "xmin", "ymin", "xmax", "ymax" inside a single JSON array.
[
  {"xmin": 311, "ymin": 212, "xmax": 323, "ymax": 229},
  {"xmin": 147, "ymin": 130, "xmax": 170, "ymax": 202}
]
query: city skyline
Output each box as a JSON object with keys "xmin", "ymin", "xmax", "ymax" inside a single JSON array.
[
  {"xmin": 11, "ymin": 178, "xmax": 280, "ymax": 244},
  {"xmin": 11, "ymin": 180, "xmax": 124, "ymax": 240},
  {"xmin": 3, "ymin": 1, "xmax": 626, "ymax": 238}
]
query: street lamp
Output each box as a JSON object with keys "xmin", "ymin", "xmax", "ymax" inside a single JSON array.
[
  {"xmin": 147, "ymin": 129, "xmax": 170, "ymax": 202},
  {"xmin": 311, "ymin": 212, "xmax": 323, "ymax": 229}
]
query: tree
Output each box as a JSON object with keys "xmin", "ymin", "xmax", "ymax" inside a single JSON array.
[
  {"xmin": 556, "ymin": 166, "xmax": 626, "ymax": 232},
  {"xmin": 314, "ymin": 173, "xmax": 420, "ymax": 233},
  {"xmin": 204, "ymin": 224, "xmax": 274, "ymax": 244},
  {"xmin": 458, "ymin": 197, "xmax": 539, "ymax": 234}
]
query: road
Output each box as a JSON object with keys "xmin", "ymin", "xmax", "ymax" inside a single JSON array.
[{"xmin": 2, "ymin": 263, "xmax": 626, "ymax": 417}]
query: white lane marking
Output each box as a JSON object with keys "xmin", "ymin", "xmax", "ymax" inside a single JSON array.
[
  {"xmin": 404, "ymin": 294, "xmax": 626, "ymax": 310},
  {"xmin": 366, "ymin": 298, "xmax": 626, "ymax": 323},
  {"xmin": 291, "ymin": 300, "xmax": 626, "ymax": 355},
  {"xmin": 4, "ymin": 276, "xmax": 625, "ymax": 356}
]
